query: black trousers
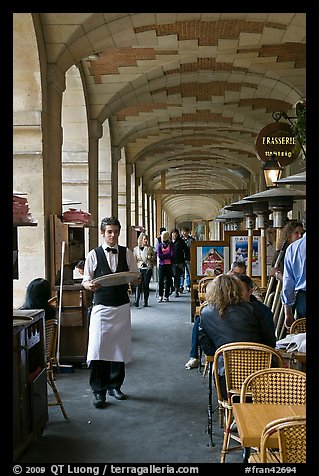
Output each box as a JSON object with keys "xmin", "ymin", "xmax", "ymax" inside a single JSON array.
[
  {"xmin": 89, "ymin": 360, "xmax": 125, "ymax": 394},
  {"xmin": 172, "ymin": 263, "xmax": 185, "ymax": 291},
  {"xmin": 158, "ymin": 264, "xmax": 173, "ymax": 298},
  {"xmin": 135, "ymin": 267, "xmax": 152, "ymax": 303}
]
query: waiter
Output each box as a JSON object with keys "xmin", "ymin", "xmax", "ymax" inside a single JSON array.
[{"xmin": 82, "ymin": 217, "xmax": 140, "ymax": 408}]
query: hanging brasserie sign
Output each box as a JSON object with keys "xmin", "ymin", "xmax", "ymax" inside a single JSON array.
[{"xmin": 255, "ymin": 122, "xmax": 299, "ymax": 166}]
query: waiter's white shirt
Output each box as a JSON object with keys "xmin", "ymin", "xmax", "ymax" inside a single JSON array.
[{"xmin": 82, "ymin": 244, "xmax": 139, "ymax": 364}]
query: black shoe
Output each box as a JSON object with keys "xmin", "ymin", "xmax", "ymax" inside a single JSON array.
[
  {"xmin": 108, "ymin": 388, "xmax": 127, "ymax": 400},
  {"xmin": 93, "ymin": 392, "xmax": 106, "ymax": 408},
  {"xmin": 143, "ymin": 302, "xmax": 148, "ymax": 307},
  {"xmin": 133, "ymin": 301, "xmax": 139, "ymax": 307}
]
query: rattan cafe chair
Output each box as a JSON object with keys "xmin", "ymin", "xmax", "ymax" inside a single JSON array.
[
  {"xmin": 213, "ymin": 342, "xmax": 284, "ymax": 463},
  {"xmin": 198, "ymin": 276, "xmax": 215, "ymax": 304},
  {"xmin": 248, "ymin": 415, "xmax": 306, "ymax": 463},
  {"xmin": 240, "ymin": 367, "xmax": 306, "ymax": 405},
  {"xmin": 45, "ymin": 319, "xmax": 68, "ymax": 418},
  {"xmin": 290, "ymin": 317, "xmax": 306, "ymax": 334}
]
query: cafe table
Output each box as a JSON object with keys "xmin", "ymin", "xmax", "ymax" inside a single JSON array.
[
  {"xmin": 277, "ymin": 349, "xmax": 306, "ymax": 372},
  {"xmin": 232, "ymin": 403, "xmax": 306, "ymax": 463}
]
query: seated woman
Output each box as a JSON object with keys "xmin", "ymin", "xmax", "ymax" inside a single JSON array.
[
  {"xmin": 198, "ymin": 274, "xmax": 276, "ymax": 398},
  {"xmin": 184, "ymin": 262, "xmax": 263, "ymax": 370},
  {"xmin": 20, "ymin": 277, "xmax": 56, "ymax": 321}
]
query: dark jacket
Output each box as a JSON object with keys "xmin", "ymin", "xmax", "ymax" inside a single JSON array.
[
  {"xmin": 172, "ymin": 236, "xmax": 188, "ymax": 264},
  {"xmin": 182, "ymin": 235, "xmax": 195, "ymax": 261},
  {"xmin": 198, "ymin": 300, "xmax": 276, "ymax": 357}
]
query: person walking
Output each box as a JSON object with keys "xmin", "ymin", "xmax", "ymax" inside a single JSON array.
[
  {"xmin": 154, "ymin": 227, "xmax": 166, "ymax": 249},
  {"xmin": 82, "ymin": 217, "xmax": 140, "ymax": 408},
  {"xmin": 181, "ymin": 226, "xmax": 195, "ymax": 292},
  {"xmin": 132, "ymin": 233, "xmax": 156, "ymax": 307},
  {"xmin": 171, "ymin": 228, "xmax": 188, "ymax": 297},
  {"xmin": 156, "ymin": 230, "xmax": 175, "ymax": 302}
]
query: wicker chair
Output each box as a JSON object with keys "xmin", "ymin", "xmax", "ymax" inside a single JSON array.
[
  {"xmin": 249, "ymin": 415, "xmax": 306, "ymax": 463},
  {"xmin": 212, "ymin": 342, "xmax": 284, "ymax": 463},
  {"xmin": 45, "ymin": 319, "xmax": 68, "ymax": 418},
  {"xmin": 290, "ymin": 317, "xmax": 306, "ymax": 334},
  {"xmin": 240, "ymin": 367, "xmax": 306, "ymax": 405},
  {"xmin": 195, "ymin": 277, "xmax": 214, "ymax": 320}
]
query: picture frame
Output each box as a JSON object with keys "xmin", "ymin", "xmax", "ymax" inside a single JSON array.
[
  {"xmin": 192, "ymin": 220, "xmax": 208, "ymax": 241},
  {"xmin": 190, "ymin": 240, "xmax": 230, "ymax": 281},
  {"xmin": 223, "ymin": 230, "xmax": 261, "ymax": 277},
  {"xmin": 189, "ymin": 239, "xmax": 229, "ymax": 321}
]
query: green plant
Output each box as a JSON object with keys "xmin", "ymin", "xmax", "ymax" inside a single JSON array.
[{"xmin": 292, "ymin": 99, "xmax": 306, "ymax": 148}]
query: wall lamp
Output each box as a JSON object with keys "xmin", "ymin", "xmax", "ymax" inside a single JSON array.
[{"xmin": 261, "ymin": 154, "xmax": 283, "ymax": 189}]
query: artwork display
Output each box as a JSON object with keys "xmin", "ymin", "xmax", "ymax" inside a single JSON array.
[
  {"xmin": 230, "ymin": 235, "xmax": 261, "ymax": 276},
  {"xmin": 192, "ymin": 220, "xmax": 208, "ymax": 241},
  {"xmin": 196, "ymin": 245, "xmax": 229, "ymax": 277}
]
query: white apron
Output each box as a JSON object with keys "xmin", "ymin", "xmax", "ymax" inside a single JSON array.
[{"xmin": 86, "ymin": 303, "xmax": 132, "ymax": 365}]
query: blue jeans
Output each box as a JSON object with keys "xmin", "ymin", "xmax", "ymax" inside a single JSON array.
[
  {"xmin": 296, "ymin": 290, "xmax": 306, "ymax": 318},
  {"xmin": 189, "ymin": 316, "xmax": 200, "ymax": 358},
  {"xmin": 184, "ymin": 261, "xmax": 191, "ymax": 287},
  {"xmin": 180, "ymin": 263, "xmax": 191, "ymax": 288}
]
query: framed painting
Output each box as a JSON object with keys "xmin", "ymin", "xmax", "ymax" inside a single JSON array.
[
  {"xmin": 223, "ymin": 230, "xmax": 261, "ymax": 277},
  {"xmin": 189, "ymin": 239, "xmax": 229, "ymax": 321},
  {"xmin": 192, "ymin": 220, "xmax": 208, "ymax": 241},
  {"xmin": 190, "ymin": 240, "xmax": 229, "ymax": 281}
]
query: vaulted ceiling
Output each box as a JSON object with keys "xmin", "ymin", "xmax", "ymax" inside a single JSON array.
[{"xmin": 37, "ymin": 12, "xmax": 306, "ymax": 223}]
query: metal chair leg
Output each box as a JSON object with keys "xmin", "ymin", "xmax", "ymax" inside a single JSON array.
[{"xmin": 207, "ymin": 361, "xmax": 216, "ymax": 447}]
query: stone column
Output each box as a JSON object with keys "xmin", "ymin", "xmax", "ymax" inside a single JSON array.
[
  {"xmin": 156, "ymin": 194, "xmax": 162, "ymax": 237},
  {"xmin": 126, "ymin": 163, "xmax": 133, "ymax": 245},
  {"xmin": 88, "ymin": 120, "xmax": 102, "ymax": 248},
  {"xmin": 141, "ymin": 181, "xmax": 146, "ymax": 229},
  {"xmin": 42, "ymin": 65, "xmax": 65, "ymax": 218},
  {"xmin": 111, "ymin": 146, "xmax": 121, "ymax": 217},
  {"xmin": 134, "ymin": 175, "xmax": 140, "ymax": 226},
  {"xmin": 42, "ymin": 65, "xmax": 66, "ymax": 278},
  {"xmin": 146, "ymin": 194, "xmax": 151, "ymax": 237}
]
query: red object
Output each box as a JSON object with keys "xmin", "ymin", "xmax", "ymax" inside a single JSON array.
[
  {"xmin": 62, "ymin": 208, "xmax": 93, "ymax": 225},
  {"xmin": 13, "ymin": 195, "xmax": 34, "ymax": 224}
]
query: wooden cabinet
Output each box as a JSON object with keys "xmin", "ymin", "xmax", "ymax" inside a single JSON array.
[
  {"xmin": 50, "ymin": 215, "xmax": 93, "ymax": 364},
  {"xmin": 54, "ymin": 284, "xmax": 92, "ymax": 364},
  {"xmin": 49, "ymin": 214, "xmax": 87, "ymax": 285},
  {"xmin": 13, "ymin": 310, "xmax": 48, "ymax": 462}
]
